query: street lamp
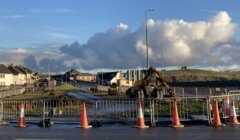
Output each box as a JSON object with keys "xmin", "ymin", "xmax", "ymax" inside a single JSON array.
[{"xmin": 145, "ymin": 9, "xmax": 154, "ymax": 69}]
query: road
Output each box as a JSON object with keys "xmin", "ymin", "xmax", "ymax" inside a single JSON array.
[{"xmin": 0, "ymin": 124, "xmax": 240, "ymax": 140}]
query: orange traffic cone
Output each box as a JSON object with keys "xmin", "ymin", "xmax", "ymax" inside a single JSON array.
[
  {"xmin": 18, "ymin": 103, "xmax": 26, "ymax": 128},
  {"xmin": 228, "ymin": 101, "xmax": 240, "ymax": 125},
  {"xmin": 171, "ymin": 100, "xmax": 184, "ymax": 128},
  {"xmin": 212, "ymin": 100, "xmax": 223, "ymax": 127},
  {"xmin": 79, "ymin": 102, "xmax": 92, "ymax": 128},
  {"xmin": 134, "ymin": 100, "xmax": 149, "ymax": 128},
  {"xmin": 224, "ymin": 96, "xmax": 230, "ymax": 117}
]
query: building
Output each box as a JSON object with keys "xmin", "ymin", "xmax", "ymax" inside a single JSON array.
[
  {"xmin": 75, "ymin": 72, "xmax": 95, "ymax": 82},
  {"xmin": 0, "ymin": 64, "xmax": 13, "ymax": 86},
  {"xmin": 127, "ymin": 69, "xmax": 146, "ymax": 83},
  {"xmin": 117, "ymin": 79, "xmax": 133, "ymax": 87},
  {"xmin": 8, "ymin": 65, "xmax": 26, "ymax": 85},
  {"xmin": 64, "ymin": 69, "xmax": 80, "ymax": 81},
  {"xmin": 96, "ymin": 72, "xmax": 122, "ymax": 86},
  {"xmin": 14, "ymin": 65, "xmax": 33, "ymax": 84},
  {"xmin": 181, "ymin": 66, "xmax": 188, "ymax": 70}
]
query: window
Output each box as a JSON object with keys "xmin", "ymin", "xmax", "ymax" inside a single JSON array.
[
  {"xmin": 0, "ymin": 74, "xmax": 5, "ymax": 79},
  {"xmin": 0, "ymin": 82, "xmax": 5, "ymax": 86}
]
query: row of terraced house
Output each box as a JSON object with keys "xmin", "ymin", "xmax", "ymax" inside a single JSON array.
[{"xmin": 0, "ymin": 64, "xmax": 35, "ymax": 86}]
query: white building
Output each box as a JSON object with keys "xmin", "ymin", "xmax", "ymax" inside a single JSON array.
[
  {"xmin": 96, "ymin": 72, "xmax": 122, "ymax": 86},
  {"xmin": 14, "ymin": 65, "xmax": 33, "ymax": 84},
  {"xmin": 8, "ymin": 65, "xmax": 26, "ymax": 85},
  {"xmin": 0, "ymin": 64, "xmax": 13, "ymax": 86}
]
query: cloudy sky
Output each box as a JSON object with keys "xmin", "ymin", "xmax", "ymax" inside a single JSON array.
[{"xmin": 0, "ymin": 0, "xmax": 240, "ymax": 72}]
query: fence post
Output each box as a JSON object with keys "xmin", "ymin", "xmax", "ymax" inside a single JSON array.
[
  {"xmin": 42, "ymin": 100, "xmax": 45, "ymax": 120},
  {"xmin": 195, "ymin": 88, "xmax": 198, "ymax": 103},
  {"xmin": 206, "ymin": 97, "xmax": 212, "ymax": 125},
  {"xmin": 209, "ymin": 88, "xmax": 212, "ymax": 96},
  {"xmin": 182, "ymin": 88, "xmax": 184, "ymax": 98},
  {"xmin": 150, "ymin": 99, "xmax": 156, "ymax": 127},
  {"xmin": 0, "ymin": 101, "xmax": 3, "ymax": 121}
]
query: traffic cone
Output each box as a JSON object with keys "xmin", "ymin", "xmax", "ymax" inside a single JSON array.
[
  {"xmin": 134, "ymin": 100, "xmax": 149, "ymax": 128},
  {"xmin": 224, "ymin": 96, "xmax": 230, "ymax": 117},
  {"xmin": 212, "ymin": 100, "xmax": 223, "ymax": 127},
  {"xmin": 18, "ymin": 103, "xmax": 26, "ymax": 128},
  {"xmin": 228, "ymin": 101, "xmax": 240, "ymax": 125},
  {"xmin": 171, "ymin": 100, "xmax": 184, "ymax": 128},
  {"xmin": 79, "ymin": 102, "xmax": 92, "ymax": 128}
]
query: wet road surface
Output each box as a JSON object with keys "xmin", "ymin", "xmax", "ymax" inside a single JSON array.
[{"xmin": 0, "ymin": 124, "xmax": 240, "ymax": 140}]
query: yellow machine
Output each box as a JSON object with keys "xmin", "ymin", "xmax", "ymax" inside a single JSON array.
[
  {"xmin": 108, "ymin": 83, "xmax": 119, "ymax": 95},
  {"xmin": 126, "ymin": 67, "xmax": 175, "ymax": 98}
]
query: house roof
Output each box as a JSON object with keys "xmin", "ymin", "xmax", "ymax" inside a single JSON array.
[
  {"xmin": 14, "ymin": 65, "xmax": 32, "ymax": 74},
  {"xmin": 97, "ymin": 72, "xmax": 118, "ymax": 81},
  {"xmin": 77, "ymin": 72, "xmax": 95, "ymax": 77},
  {"xmin": 8, "ymin": 65, "xmax": 23, "ymax": 75},
  {"xmin": 0, "ymin": 64, "xmax": 12, "ymax": 74},
  {"xmin": 65, "ymin": 69, "xmax": 80, "ymax": 76}
]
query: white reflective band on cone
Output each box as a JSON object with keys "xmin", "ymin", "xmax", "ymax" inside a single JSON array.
[
  {"xmin": 138, "ymin": 107, "xmax": 144, "ymax": 118},
  {"xmin": 20, "ymin": 108, "xmax": 24, "ymax": 118}
]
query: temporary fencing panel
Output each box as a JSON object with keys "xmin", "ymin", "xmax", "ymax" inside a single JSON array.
[
  {"xmin": 152, "ymin": 97, "xmax": 209, "ymax": 126},
  {"xmin": 0, "ymin": 99, "xmax": 151, "ymax": 124},
  {"xmin": 1, "ymin": 91, "xmax": 240, "ymax": 126}
]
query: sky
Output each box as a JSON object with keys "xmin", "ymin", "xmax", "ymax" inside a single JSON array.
[{"xmin": 0, "ymin": 0, "xmax": 240, "ymax": 72}]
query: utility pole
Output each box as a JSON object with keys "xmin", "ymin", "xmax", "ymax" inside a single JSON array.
[
  {"xmin": 161, "ymin": 41, "xmax": 164, "ymax": 78},
  {"xmin": 145, "ymin": 9, "xmax": 154, "ymax": 69},
  {"xmin": 101, "ymin": 72, "xmax": 103, "ymax": 86}
]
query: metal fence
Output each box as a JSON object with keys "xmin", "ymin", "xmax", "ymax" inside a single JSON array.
[
  {"xmin": 1, "ymin": 91, "xmax": 240, "ymax": 126},
  {"xmin": 152, "ymin": 97, "xmax": 208, "ymax": 126},
  {"xmin": 1, "ymin": 99, "xmax": 151, "ymax": 123}
]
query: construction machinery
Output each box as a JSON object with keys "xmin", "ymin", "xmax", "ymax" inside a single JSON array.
[
  {"xmin": 126, "ymin": 67, "xmax": 175, "ymax": 98},
  {"xmin": 108, "ymin": 83, "xmax": 119, "ymax": 95}
]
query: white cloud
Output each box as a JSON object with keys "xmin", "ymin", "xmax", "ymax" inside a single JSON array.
[
  {"xmin": 0, "ymin": 11, "xmax": 239, "ymax": 72},
  {"xmin": 59, "ymin": 11, "xmax": 238, "ymax": 70},
  {"xmin": 147, "ymin": 18, "xmax": 155, "ymax": 27},
  {"xmin": 117, "ymin": 22, "xmax": 128, "ymax": 30},
  {"xmin": 31, "ymin": 8, "xmax": 74, "ymax": 14},
  {"xmin": 0, "ymin": 48, "xmax": 29, "ymax": 65},
  {"xmin": 135, "ymin": 40, "xmax": 153, "ymax": 57},
  {"xmin": 48, "ymin": 32, "xmax": 73, "ymax": 39},
  {"xmin": 3, "ymin": 14, "xmax": 28, "ymax": 19},
  {"xmin": 10, "ymin": 48, "xmax": 28, "ymax": 53}
]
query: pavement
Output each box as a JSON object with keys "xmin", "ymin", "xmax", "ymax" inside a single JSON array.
[{"xmin": 1, "ymin": 124, "xmax": 240, "ymax": 140}]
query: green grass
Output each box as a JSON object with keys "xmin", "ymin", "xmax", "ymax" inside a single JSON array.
[
  {"xmin": 159, "ymin": 69, "xmax": 240, "ymax": 82},
  {"xmin": 4, "ymin": 90, "xmax": 66, "ymax": 101},
  {"xmin": 55, "ymin": 83, "xmax": 79, "ymax": 91}
]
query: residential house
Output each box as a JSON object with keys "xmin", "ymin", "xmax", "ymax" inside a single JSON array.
[
  {"xmin": 96, "ymin": 72, "xmax": 122, "ymax": 86},
  {"xmin": 14, "ymin": 65, "xmax": 33, "ymax": 84},
  {"xmin": 75, "ymin": 72, "xmax": 95, "ymax": 82},
  {"xmin": 8, "ymin": 65, "xmax": 26, "ymax": 85},
  {"xmin": 181, "ymin": 66, "xmax": 188, "ymax": 70},
  {"xmin": 0, "ymin": 64, "xmax": 13, "ymax": 86},
  {"xmin": 64, "ymin": 69, "xmax": 80, "ymax": 81}
]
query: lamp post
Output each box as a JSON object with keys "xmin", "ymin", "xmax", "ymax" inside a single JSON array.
[{"xmin": 145, "ymin": 9, "xmax": 154, "ymax": 69}]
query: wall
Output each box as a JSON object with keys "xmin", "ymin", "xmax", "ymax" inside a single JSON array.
[
  {"xmin": 18, "ymin": 74, "xmax": 26, "ymax": 85},
  {"xmin": 110, "ymin": 72, "xmax": 121, "ymax": 85},
  {"xmin": 0, "ymin": 74, "xmax": 13, "ymax": 86},
  {"xmin": 118, "ymin": 79, "xmax": 133, "ymax": 87}
]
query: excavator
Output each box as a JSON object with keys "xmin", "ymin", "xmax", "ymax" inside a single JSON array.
[
  {"xmin": 108, "ymin": 83, "xmax": 119, "ymax": 95},
  {"xmin": 126, "ymin": 67, "xmax": 175, "ymax": 98}
]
